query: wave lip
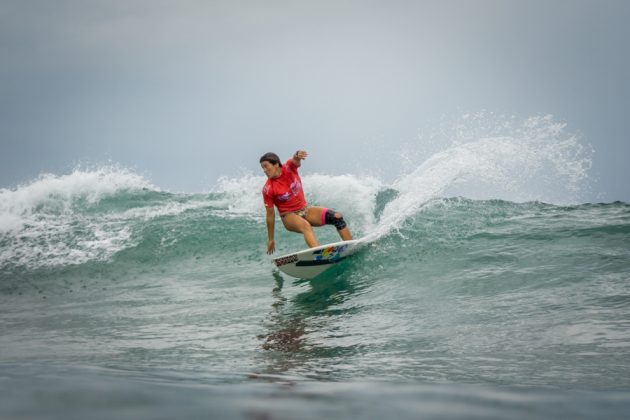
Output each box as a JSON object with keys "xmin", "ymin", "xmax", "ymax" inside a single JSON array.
[{"xmin": 0, "ymin": 166, "xmax": 157, "ymax": 232}]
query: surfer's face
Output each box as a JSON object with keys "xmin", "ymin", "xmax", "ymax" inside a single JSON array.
[{"xmin": 261, "ymin": 161, "xmax": 281, "ymax": 179}]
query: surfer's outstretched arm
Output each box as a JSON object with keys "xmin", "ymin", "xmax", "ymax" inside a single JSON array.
[
  {"xmin": 265, "ymin": 206, "xmax": 276, "ymax": 254},
  {"xmin": 292, "ymin": 150, "xmax": 308, "ymax": 168}
]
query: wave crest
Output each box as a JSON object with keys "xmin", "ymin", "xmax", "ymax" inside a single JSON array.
[{"xmin": 0, "ymin": 166, "xmax": 157, "ymax": 231}]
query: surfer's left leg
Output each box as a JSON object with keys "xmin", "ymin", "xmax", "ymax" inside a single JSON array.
[
  {"xmin": 306, "ymin": 207, "xmax": 353, "ymax": 241},
  {"xmin": 281, "ymin": 212, "xmax": 320, "ymax": 248}
]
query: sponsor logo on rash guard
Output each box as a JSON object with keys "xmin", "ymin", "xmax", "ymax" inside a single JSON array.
[{"xmin": 277, "ymin": 192, "xmax": 291, "ymax": 202}]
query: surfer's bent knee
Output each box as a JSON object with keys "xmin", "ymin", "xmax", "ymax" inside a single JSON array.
[{"xmin": 324, "ymin": 209, "xmax": 347, "ymax": 231}]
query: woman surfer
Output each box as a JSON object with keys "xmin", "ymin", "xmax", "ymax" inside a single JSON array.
[{"xmin": 260, "ymin": 151, "xmax": 352, "ymax": 254}]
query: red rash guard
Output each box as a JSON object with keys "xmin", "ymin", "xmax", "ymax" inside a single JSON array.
[{"xmin": 262, "ymin": 159, "xmax": 307, "ymax": 213}]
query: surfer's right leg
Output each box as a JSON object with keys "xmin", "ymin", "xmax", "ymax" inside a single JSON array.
[
  {"xmin": 281, "ymin": 212, "xmax": 320, "ymax": 248},
  {"xmin": 306, "ymin": 207, "xmax": 353, "ymax": 241}
]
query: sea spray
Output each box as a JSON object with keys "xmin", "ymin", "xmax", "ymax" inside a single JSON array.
[{"xmin": 375, "ymin": 114, "xmax": 593, "ymax": 237}]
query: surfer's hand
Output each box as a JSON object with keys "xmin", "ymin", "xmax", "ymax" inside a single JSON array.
[
  {"xmin": 294, "ymin": 150, "xmax": 308, "ymax": 160},
  {"xmin": 267, "ymin": 240, "xmax": 276, "ymax": 254}
]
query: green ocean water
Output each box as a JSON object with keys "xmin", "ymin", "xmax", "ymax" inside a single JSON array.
[
  {"xmin": 1, "ymin": 171, "xmax": 629, "ymax": 419},
  {"xmin": 1, "ymin": 120, "xmax": 630, "ymax": 418}
]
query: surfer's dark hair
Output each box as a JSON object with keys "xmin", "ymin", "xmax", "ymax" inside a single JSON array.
[{"xmin": 259, "ymin": 152, "xmax": 282, "ymax": 167}]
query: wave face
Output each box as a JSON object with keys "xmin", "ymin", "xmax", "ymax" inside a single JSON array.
[{"xmin": 1, "ymin": 115, "xmax": 629, "ymax": 419}]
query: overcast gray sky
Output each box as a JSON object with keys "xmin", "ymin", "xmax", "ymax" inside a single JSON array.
[{"xmin": 1, "ymin": 0, "xmax": 628, "ymax": 201}]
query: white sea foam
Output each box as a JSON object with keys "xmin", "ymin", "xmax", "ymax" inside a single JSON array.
[
  {"xmin": 303, "ymin": 173, "xmax": 382, "ymax": 232},
  {"xmin": 0, "ymin": 167, "xmax": 215, "ymax": 270},
  {"xmin": 213, "ymin": 174, "xmax": 267, "ymax": 218},
  {"xmin": 0, "ymin": 166, "xmax": 157, "ymax": 231}
]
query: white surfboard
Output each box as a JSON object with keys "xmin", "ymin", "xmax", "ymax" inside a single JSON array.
[{"xmin": 273, "ymin": 236, "xmax": 372, "ymax": 279}]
